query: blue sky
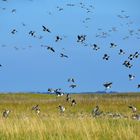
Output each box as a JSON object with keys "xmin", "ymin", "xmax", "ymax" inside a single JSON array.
[{"xmin": 0, "ymin": 0, "xmax": 140, "ymax": 93}]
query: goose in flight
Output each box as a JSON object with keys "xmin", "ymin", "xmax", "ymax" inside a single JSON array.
[
  {"xmin": 47, "ymin": 46, "xmax": 55, "ymax": 52},
  {"xmin": 133, "ymin": 52, "xmax": 140, "ymax": 58},
  {"xmin": 123, "ymin": 61, "xmax": 132, "ymax": 68},
  {"xmin": 55, "ymin": 36, "xmax": 62, "ymax": 42},
  {"xmin": 68, "ymin": 78, "xmax": 75, "ymax": 83},
  {"xmin": 77, "ymin": 35, "xmax": 86, "ymax": 43},
  {"xmin": 29, "ymin": 31, "xmax": 36, "ymax": 37},
  {"xmin": 11, "ymin": 29, "xmax": 17, "ymax": 34},
  {"xmin": 129, "ymin": 74, "xmax": 135, "ymax": 80},
  {"xmin": 60, "ymin": 53, "xmax": 68, "ymax": 58},
  {"xmin": 103, "ymin": 82, "xmax": 112, "ymax": 90},
  {"xmin": 110, "ymin": 43, "xmax": 117, "ymax": 48},
  {"xmin": 92, "ymin": 44, "xmax": 100, "ymax": 51},
  {"xmin": 11, "ymin": 9, "xmax": 16, "ymax": 13},
  {"xmin": 103, "ymin": 54, "xmax": 110, "ymax": 60},
  {"xmin": 69, "ymin": 84, "xmax": 77, "ymax": 88},
  {"xmin": 42, "ymin": 25, "xmax": 51, "ymax": 33},
  {"xmin": 119, "ymin": 49, "xmax": 125, "ymax": 55}
]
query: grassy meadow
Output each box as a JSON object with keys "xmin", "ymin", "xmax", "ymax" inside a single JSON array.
[{"xmin": 0, "ymin": 93, "xmax": 140, "ymax": 140}]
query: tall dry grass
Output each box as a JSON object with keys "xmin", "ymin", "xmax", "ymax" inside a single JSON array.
[{"xmin": 0, "ymin": 93, "xmax": 139, "ymax": 140}]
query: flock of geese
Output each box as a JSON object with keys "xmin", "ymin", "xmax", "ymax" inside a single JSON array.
[
  {"xmin": 0, "ymin": 0, "xmax": 140, "ymax": 91},
  {"xmin": 0, "ymin": 0, "xmax": 140, "ymax": 121},
  {"xmin": 2, "ymin": 93, "xmax": 140, "ymax": 121}
]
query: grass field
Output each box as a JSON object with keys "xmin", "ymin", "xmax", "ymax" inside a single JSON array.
[{"xmin": 0, "ymin": 93, "xmax": 140, "ymax": 140}]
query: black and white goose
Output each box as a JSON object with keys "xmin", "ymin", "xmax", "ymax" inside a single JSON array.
[
  {"xmin": 110, "ymin": 43, "xmax": 117, "ymax": 48},
  {"xmin": 71, "ymin": 99, "xmax": 76, "ymax": 106},
  {"xmin": 92, "ymin": 44, "xmax": 100, "ymax": 51},
  {"xmin": 129, "ymin": 74, "xmax": 135, "ymax": 80},
  {"xmin": 77, "ymin": 35, "xmax": 86, "ymax": 43},
  {"xmin": 66, "ymin": 93, "xmax": 71, "ymax": 102},
  {"xmin": 103, "ymin": 82, "xmax": 112, "ymax": 90},
  {"xmin": 103, "ymin": 54, "xmax": 110, "ymax": 60},
  {"xmin": 55, "ymin": 88, "xmax": 64, "ymax": 96},
  {"xmin": 3, "ymin": 110, "xmax": 11, "ymax": 118},
  {"xmin": 11, "ymin": 29, "xmax": 17, "ymax": 34},
  {"xmin": 133, "ymin": 52, "xmax": 140, "ymax": 58},
  {"xmin": 58, "ymin": 105, "xmax": 65, "ymax": 113},
  {"xmin": 128, "ymin": 105, "xmax": 137, "ymax": 113},
  {"xmin": 123, "ymin": 61, "xmax": 132, "ymax": 68},
  {"xmin": 32, "ymin": 105, "xmax": 40, "ymax": 115},
  {"xmin": 48, "ymin": 88, "xmax": 55, "ymax": 93},
  {"xmin": 119, "ymin": 49, "xmax": 125, "ymax": 55},
  {"xmin": 128, "ymin": 54, "xmax": 134, "ymax": 60},
  {"xmin": 55, "ymin": 36, "xmax": 62, "ymax": 42}
]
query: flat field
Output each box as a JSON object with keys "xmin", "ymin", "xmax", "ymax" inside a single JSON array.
[{"xmin": 0, "ymin": 93, "xmax": 140, "ymax": 140}]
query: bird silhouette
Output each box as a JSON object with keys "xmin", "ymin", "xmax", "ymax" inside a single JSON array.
[
  {"xmin": 42, "ymin": 25, "xmax": 51, "ymax": 33},
  {"xmin": 103, "ymin": 82, "xmax": 112, "ymax": 90},
  {"xmin": 11, "ymin": 29, "xmax": 17, "ymax": 34},
  {"xmin": 60, "ymin": 53, "xmax": 68, "ymax": 58},
  {"xmin": 47, "ymin": 46, "xmax": 55, "ymax": 52}
]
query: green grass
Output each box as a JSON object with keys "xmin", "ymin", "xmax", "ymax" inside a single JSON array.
[{"xmin": 0, "ymin": 93, "xmax": 140, "ymax": 140}]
